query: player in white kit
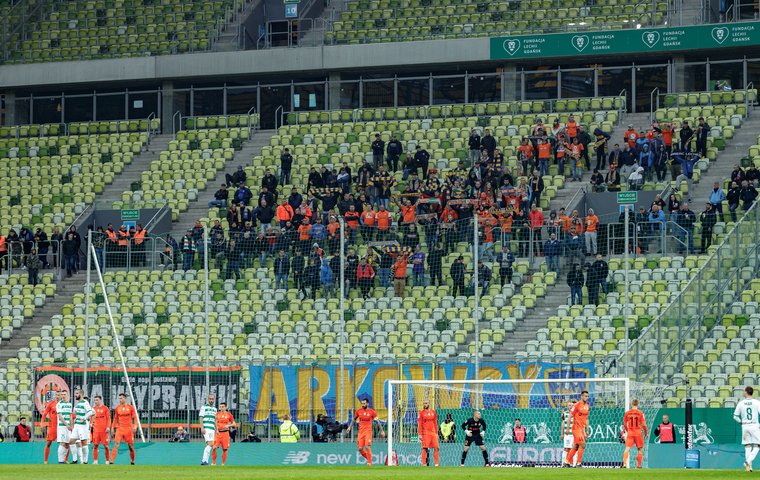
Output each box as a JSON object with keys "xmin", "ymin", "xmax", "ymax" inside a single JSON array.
[
  {"xmin": 71, "ymin": 389, "xmax": 95, "ymax": 464},
  {"xmin": 733, "ymin": 386, "xmax": 760, "ymax": 472},
  {"xmin": 199, "ymin": 394, "xmax": 217, "ymax": 466},
  {"xmin": 55, "ymin": 390, "xmax": 73, "ymax": 464}
]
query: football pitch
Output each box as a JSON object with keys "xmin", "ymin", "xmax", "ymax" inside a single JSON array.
[{"xmin": 0, "ymin": 466, "xmax": 744, "ymax": 480}]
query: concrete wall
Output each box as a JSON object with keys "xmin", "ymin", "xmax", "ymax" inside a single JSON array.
[{"xmin": 0, "ymin": 38, "xmax": 488, "ymax": 89}]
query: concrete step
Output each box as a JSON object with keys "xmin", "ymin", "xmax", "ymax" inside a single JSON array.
[
  {"xmin": 687, "ymin": 111, "xmax": 760, "ymax": 206},
  {"xmin": 169, "ymin": 129, "xmax": 277, "ymax": 239},
  {"xmin": 96, "ymin": 134, "xmax": 174, "ymax": 206}
]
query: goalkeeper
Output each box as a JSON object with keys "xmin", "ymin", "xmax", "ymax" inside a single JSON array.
[{"xmin": 460, "ymin": 410, "xmax": 490, "ymax": 467}]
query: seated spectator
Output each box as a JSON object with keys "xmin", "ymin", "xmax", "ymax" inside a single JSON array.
[{"xmin": 590, "ymin": 169, "xmax": 605, "ymax": 192}]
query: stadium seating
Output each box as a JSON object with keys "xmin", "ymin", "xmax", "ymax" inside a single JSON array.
[
  {"xmin": 0, "ymin": 273, "xmax": 56, "ymax": 343},
  {"xmin": 207, "ymin": 96, "xmax": 624, "ymax": 226},
  {"xmin": 8, "ymin": 0, "xmax": 241, "ymax": 64},
  {"xmin": 327, "ymin": 0, "xmax": 668, "ymax": 44},
  {"xmin": 0, "ymin": 120, "xmax": 157, "ymax": 232},
  {"xmin": 122, "ymin": 118, "xmax": 254, "ymax": 219}
]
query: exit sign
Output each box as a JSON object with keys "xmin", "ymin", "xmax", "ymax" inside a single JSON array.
[
  {"xmin": 616, "ymin": 191, "xmax": 638, "ymax": 204},
  {"xmin": 121, "ymin": 209, "xmax": 140, "ymax": 220}
]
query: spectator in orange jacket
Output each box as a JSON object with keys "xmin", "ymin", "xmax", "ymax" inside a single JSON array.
[
  {"xmin": 276, "ymin": 199, "xmax": 294, "ymax": 229},
  {"xmin": 528, "ymin": 206, "xmax": 545, "ymax": 256},
  {"xmin": 584, "ymin": 208, "xmax": 599, "ymax": 255}
]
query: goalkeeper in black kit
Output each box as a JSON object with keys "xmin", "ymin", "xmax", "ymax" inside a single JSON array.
[{"xmin": 460, "ymin": 410, "xmax": 490, "ymax": 467}]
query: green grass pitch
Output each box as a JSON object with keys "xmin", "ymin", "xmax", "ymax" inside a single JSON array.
[{"xmin": 0, "ymin": 466, "xmax": 744, "ymax": 480}]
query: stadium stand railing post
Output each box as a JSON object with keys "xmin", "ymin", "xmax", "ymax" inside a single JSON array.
[{"xmin": 83, "ymin": 229, "xmax": 92, "ymax": 394}]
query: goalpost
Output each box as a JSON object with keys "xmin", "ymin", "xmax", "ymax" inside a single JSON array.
[{"xmin": 387, "ymin": 377, "xmax": 665, "ymax": 468}]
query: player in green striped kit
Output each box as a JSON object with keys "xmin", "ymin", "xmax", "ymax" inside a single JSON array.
[
  {"xmin": 55, "ymin": 390, "xmax": 74, "ymax": 464},
  {"xmin": 199, "ymin": 394, "xmax": 217, "ymax": 466},
  {"xmin": 72, "ymin": 389, "xmax": 95, "ymax": 464}
]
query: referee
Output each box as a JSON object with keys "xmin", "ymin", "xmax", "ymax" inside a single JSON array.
[{"xmin": 460, "ymin": 410, "xmax": 490, "ymax": 467}]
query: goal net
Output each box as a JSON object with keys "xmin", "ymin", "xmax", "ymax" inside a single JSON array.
[{"xmin": 387, "ymin": 377, "xmax": 666, "ymax": 468}]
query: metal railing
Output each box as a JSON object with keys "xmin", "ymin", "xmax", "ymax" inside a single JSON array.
[
  {"xmin": 277, "ymin": 95, "xmax": 627, "ymax": 127},
  {"xmin": 612, "ymin": 201, "xmax": 760, "ymax": 383},
  {"xmin": 650, "ymin": 85, "xmax": 758, "ymax": 124}
]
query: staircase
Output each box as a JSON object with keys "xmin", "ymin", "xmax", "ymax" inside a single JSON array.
[
  {"xmin": 546, "ymin": 112, "xmax": 637, "ymax": 213},
  {"xmin": 687, "ymin": 113, "xmax": 760, "ymax": 207},
  {"xmin": 0, "ymin": 271, "xmax": 86, "ymax": 362},
  {"xmin": 492, "ymin": 283, "xmax": 571, "ymax": 360},
  {"xmin": 96, "ymin": 134, "xmax": 174, "ymax": 207},
  {"xmin": 169, "ymin": 129, "xmax": 276, "ymax": 239},
  {"xmin": 211, "ymin": 0, "xmax": 258, "ymax": 52}
]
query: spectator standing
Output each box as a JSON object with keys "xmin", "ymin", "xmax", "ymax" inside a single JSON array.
[
  {"xmin": 274, "ymin": 250, "xmax": 290, "ymax": 290},
  {"xmin": 674, "ymin": 203, "xmax": 696, "ymax": 254},
  {"xmin": 468, "ymin": 129, "xmax": 481, "ymax": 165},
  {"xmin": 34, "ymin": 227, "xmax": 49, "ymax": 268},
  {"xmin": 27, "ymin": 248, "xmax": 40, "ymax": 286},
  {"xmin": 709, "ymin": 181, "xmax": 727, "ymax": 221},
  {"xmin": 320, "ymin": 257, "xmax": 334, "ymax": 298},
  {"xmin": 567, "ymin": 263, "xmax": 585, "ymax": 305},
  {"xmin": 566, "ymin": 232, "xmax": 585, "ymax": 268},
  {"xmin": 587, "ymin": 254, "xmax": 609, "ymax": 306},
  {"xmin": 583, "ymin": 208, "xmax": 599, "ymax": 256},
  {"xmin": 301, "ymin": 257, "xmax": 319, "ymax": 299},
  {"xmin": 497, "ymin": 246, "xmax": 515, "ymax": 285},
  {"xmin": 699, "ymin": 203, "xmax": 717, "ymax": 253},
  {"xmin": 667, "ymin": 193, "xmax": 681, "ymax": 220},
  {"xmin": 392, "ymin": 253, "xmax": 408, "ymax": 298},
  {"xmin": 473, "ymin": 260, "xmax": 492, "ymax": 291},
  {"xmin": 728, "ymin": 181, "xmax": 741, "ymax": 221},
  {"xmin": 427, "ymin": 243, "xmax": 444, "ymax": 287},
  {"xmin": 280, "ymin": 148, "xmax": 293, "ymax": 186},
  {"xmin": 528, "ymin": 206, "xmax": 545, "ymax": 256},
  {"xmin": 412, "ymin": 245, "xmax": 425, "ymax": 287},
  {"xmin": 224, "ymin": 239, "xmax": 242, "ymax": 280},
  {"xmin": 451, "ymin": 256, "xmax": 466, "ymax": 297},
  {"xmin": 654, "ymin": 414, "xmax": 675, "ymax": 444},
  {"xmin": 481, "ymin": 129, "xmax": 497, "ymax": 159},
  {"xmin": 577, "ymin": 126, "xmax": 592, "ymax": 170},
  {"xmin": 12, "ymin": 417, "xmax": 30, "ymax": 442},
  {"xmin": 376, "ymin": 248, "xmax": 393, "ymax": 288},
  {"xmin": 181, "ymin": 230, "xmax": 196, "ymax": 270},
  {"xmin": 356, "ymin": 258, "xmax": 375, "ymax": 298},
  {"xmin": 371, "ymin": 134, "xmax": 385, "ymax": 170},
  {"xmin": 695, "ymin": 117, "xmax": 710, "ymax": 157},
  {"xmin": 62, "ymin": 232, "xmax": 78, "ymax": 277},
  {"xmin": 740, "ymin": 180, "xmax": 758, "ymax": 212},
  {"xmin": 415, "ymin": 145, "xmax": 430, "ymax": 180},
  {"xmin": 593, "ymin": 128, "xmax": 611, "ymax": 171},
  {"xmin": 529, "ymin": 170, "xmax": 544, "ymax": 207},
  {"xmin": 544, "ymin": 233, "xmax": 560, "ymax": 275},
  {"xmin": 291, "ymin": 251, "xmax": 305, "ymax": 291},
  {"xmin": 386, "ymin": 135, "xmax": 403, "ymax": 172}
]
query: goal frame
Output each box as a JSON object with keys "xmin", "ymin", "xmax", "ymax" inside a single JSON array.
[{"xmin": 386, "ymin": 376, "xmax": 630, "ymax": 466}]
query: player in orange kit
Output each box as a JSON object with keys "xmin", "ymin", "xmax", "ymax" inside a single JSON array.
[
  {"xmin": 565, "ymin": 390, "xmax": 591, "ymax": 468},
  {"xmin": 212, "ymin": 402, "xmax": 237, "ymax": 466},
  {"xmin": 346, "ymin": 398, "xmax": 385, "ymax": 466},
  {"xmin": 91, "ymin": 395, "xmax": 111, "ymax": 464},
  {"xmin": 110, "ymin": 393, "xmax": 138, "ymax": 465},
  {"xmin": 41, "ymin": 390, "xmax": 61, "ymax": 464},
  {"xmin": 417, "ymin": 398, "xmax": 439, "ymax": 467},
  {"xmin": 622, "ymin": 399, "xmax": 648, "ymax": 469}
]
